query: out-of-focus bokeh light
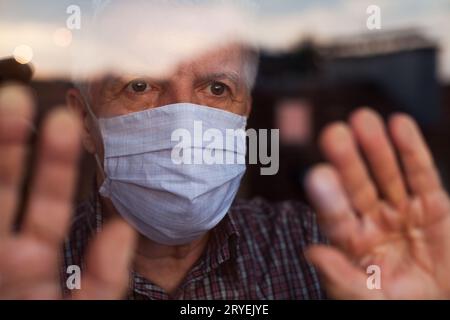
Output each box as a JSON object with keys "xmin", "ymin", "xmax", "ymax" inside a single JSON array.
[
  {"xmin": 13, "ymin": 44, "xmax": 33, "ymax": 64},
  {"xmin": 53, "ymin": 28, "xmax": 72, "ymax": 47}
]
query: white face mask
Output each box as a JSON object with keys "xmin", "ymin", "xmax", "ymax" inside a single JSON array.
[{"xmin": 94, "ymin": 103, "xmax": 247, "ymax": 245}]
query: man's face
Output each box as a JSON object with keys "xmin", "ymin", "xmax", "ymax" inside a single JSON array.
[
  {"xmin": 70, "ymin": 44, "xmax": 253, "ymax": 157},
  {"xmin": 88, "ymin": 44, "xmax": 252, "ymax": 118}
]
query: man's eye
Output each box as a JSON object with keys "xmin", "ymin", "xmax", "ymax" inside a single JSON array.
[
  {"xmin": 208, "ymin": 81, "xmax": 228, "ymax": 96},
  {"xmin": 126, "ymin": 80, "xmax": 151, "ymax": 93}
]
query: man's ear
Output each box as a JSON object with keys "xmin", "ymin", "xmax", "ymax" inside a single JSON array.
[{"xmin": 66, "ymin": 88, "xmax": 97, "ymax": 154}]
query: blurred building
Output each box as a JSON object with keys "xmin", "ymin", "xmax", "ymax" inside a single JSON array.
[
  {"xmin": 321, "ymin": 30, "xmax": 440, "ymax": 124},
  {"xmin": 244, "ymin": 30, "xmax": 449, "ymax": 202}
]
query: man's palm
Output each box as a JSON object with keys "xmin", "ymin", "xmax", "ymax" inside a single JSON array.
[{"xmin": 306, "ymin": 108, "xmax": 450, "ymax": 299}]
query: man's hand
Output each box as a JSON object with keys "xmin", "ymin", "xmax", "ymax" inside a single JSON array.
[
  {"xmin": 305, "ymin": 107, "xmax": 450, "ymax": 299},
  {"xmin": 0, "ymin": 84, "xmax": 136, "ymax": 299}
]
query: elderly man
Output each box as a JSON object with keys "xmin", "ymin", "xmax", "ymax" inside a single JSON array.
[
  {"xmin": 65, "ymin": 42, "xmax": 327, "ymax": 299},
  {"xmin": 1, "ymin": 3, "xmax": 450, "ymax": 300}
]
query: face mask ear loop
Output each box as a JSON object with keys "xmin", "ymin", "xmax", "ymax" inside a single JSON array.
[{"xmin": 81, "ymin": 93, "xmax": 107, "ymax": 181}]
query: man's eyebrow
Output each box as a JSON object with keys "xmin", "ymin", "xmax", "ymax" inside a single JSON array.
[
  {"xmin": 98, "ymin": 75, "xmax": 130, "ymax": 92},
  {"xmin": 196, "ymin": 71, "xmax": 242, "ymax": 87}
]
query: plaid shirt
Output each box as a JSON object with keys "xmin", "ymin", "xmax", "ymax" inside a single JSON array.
[{"xmin": 61, "ymin": 194, "xmax": 327, "ymax": 299}]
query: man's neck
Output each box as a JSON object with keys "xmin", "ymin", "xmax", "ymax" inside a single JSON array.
[{"xmin": 134, "ymin": 232, "xmax": 210, "ymax": 295}]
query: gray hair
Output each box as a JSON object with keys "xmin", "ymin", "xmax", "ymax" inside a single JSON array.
[{"xmin": 242, "ymin": 46, "xmax": 260, "ymax": 91}]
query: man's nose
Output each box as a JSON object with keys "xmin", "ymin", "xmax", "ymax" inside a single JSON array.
[{"xmin": 159, "ymin": 83, "xmax": 200, "ymax": 106}]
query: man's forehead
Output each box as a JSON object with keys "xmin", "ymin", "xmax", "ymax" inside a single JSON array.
[
  {"xmin": 92, "ymin": 44, "xmax": 245, "ymax": 87},
  {"xmin": 174, "ymin": 44, "xmax": 245, "ymax": 76}
]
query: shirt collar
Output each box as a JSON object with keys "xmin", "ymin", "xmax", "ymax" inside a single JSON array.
[{"xmin": 202, "ymin": 211, "xmax": 241, "ymax": 274}]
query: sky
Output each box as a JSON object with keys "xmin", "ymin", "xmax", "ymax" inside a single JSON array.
[{"xmin": 1, "ymin": 0, "xmax": 450, "ymax": 81}]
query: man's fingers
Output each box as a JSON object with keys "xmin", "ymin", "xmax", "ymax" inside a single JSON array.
[
  {"xmin": 319, "ymin": 122, "xmax": 379, "ymax": 217},
  {"xmin": 74, "ymin": 218, "xmax": 136, "ymax": 300},
  {"xmin": 349, "ymin": 108, "xmax": 409, "ymax": 210},
  {"xmin": 305, "ymin": 245, "xmax": 384, "ymax": 299},
  {"xmin": 22, "ymin": 108, "xmax": 81, "ymax": 247},
  {"xmin": 305, "ymin": 164, "xmax": 361, "ymax": 252},
  {"xmin": 0, "ymin": 85, "xmax": 35, "ymax": 238},
  {"xmin": 389, "ymin": 113, "xmax": 441, "ymax": 196}
]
